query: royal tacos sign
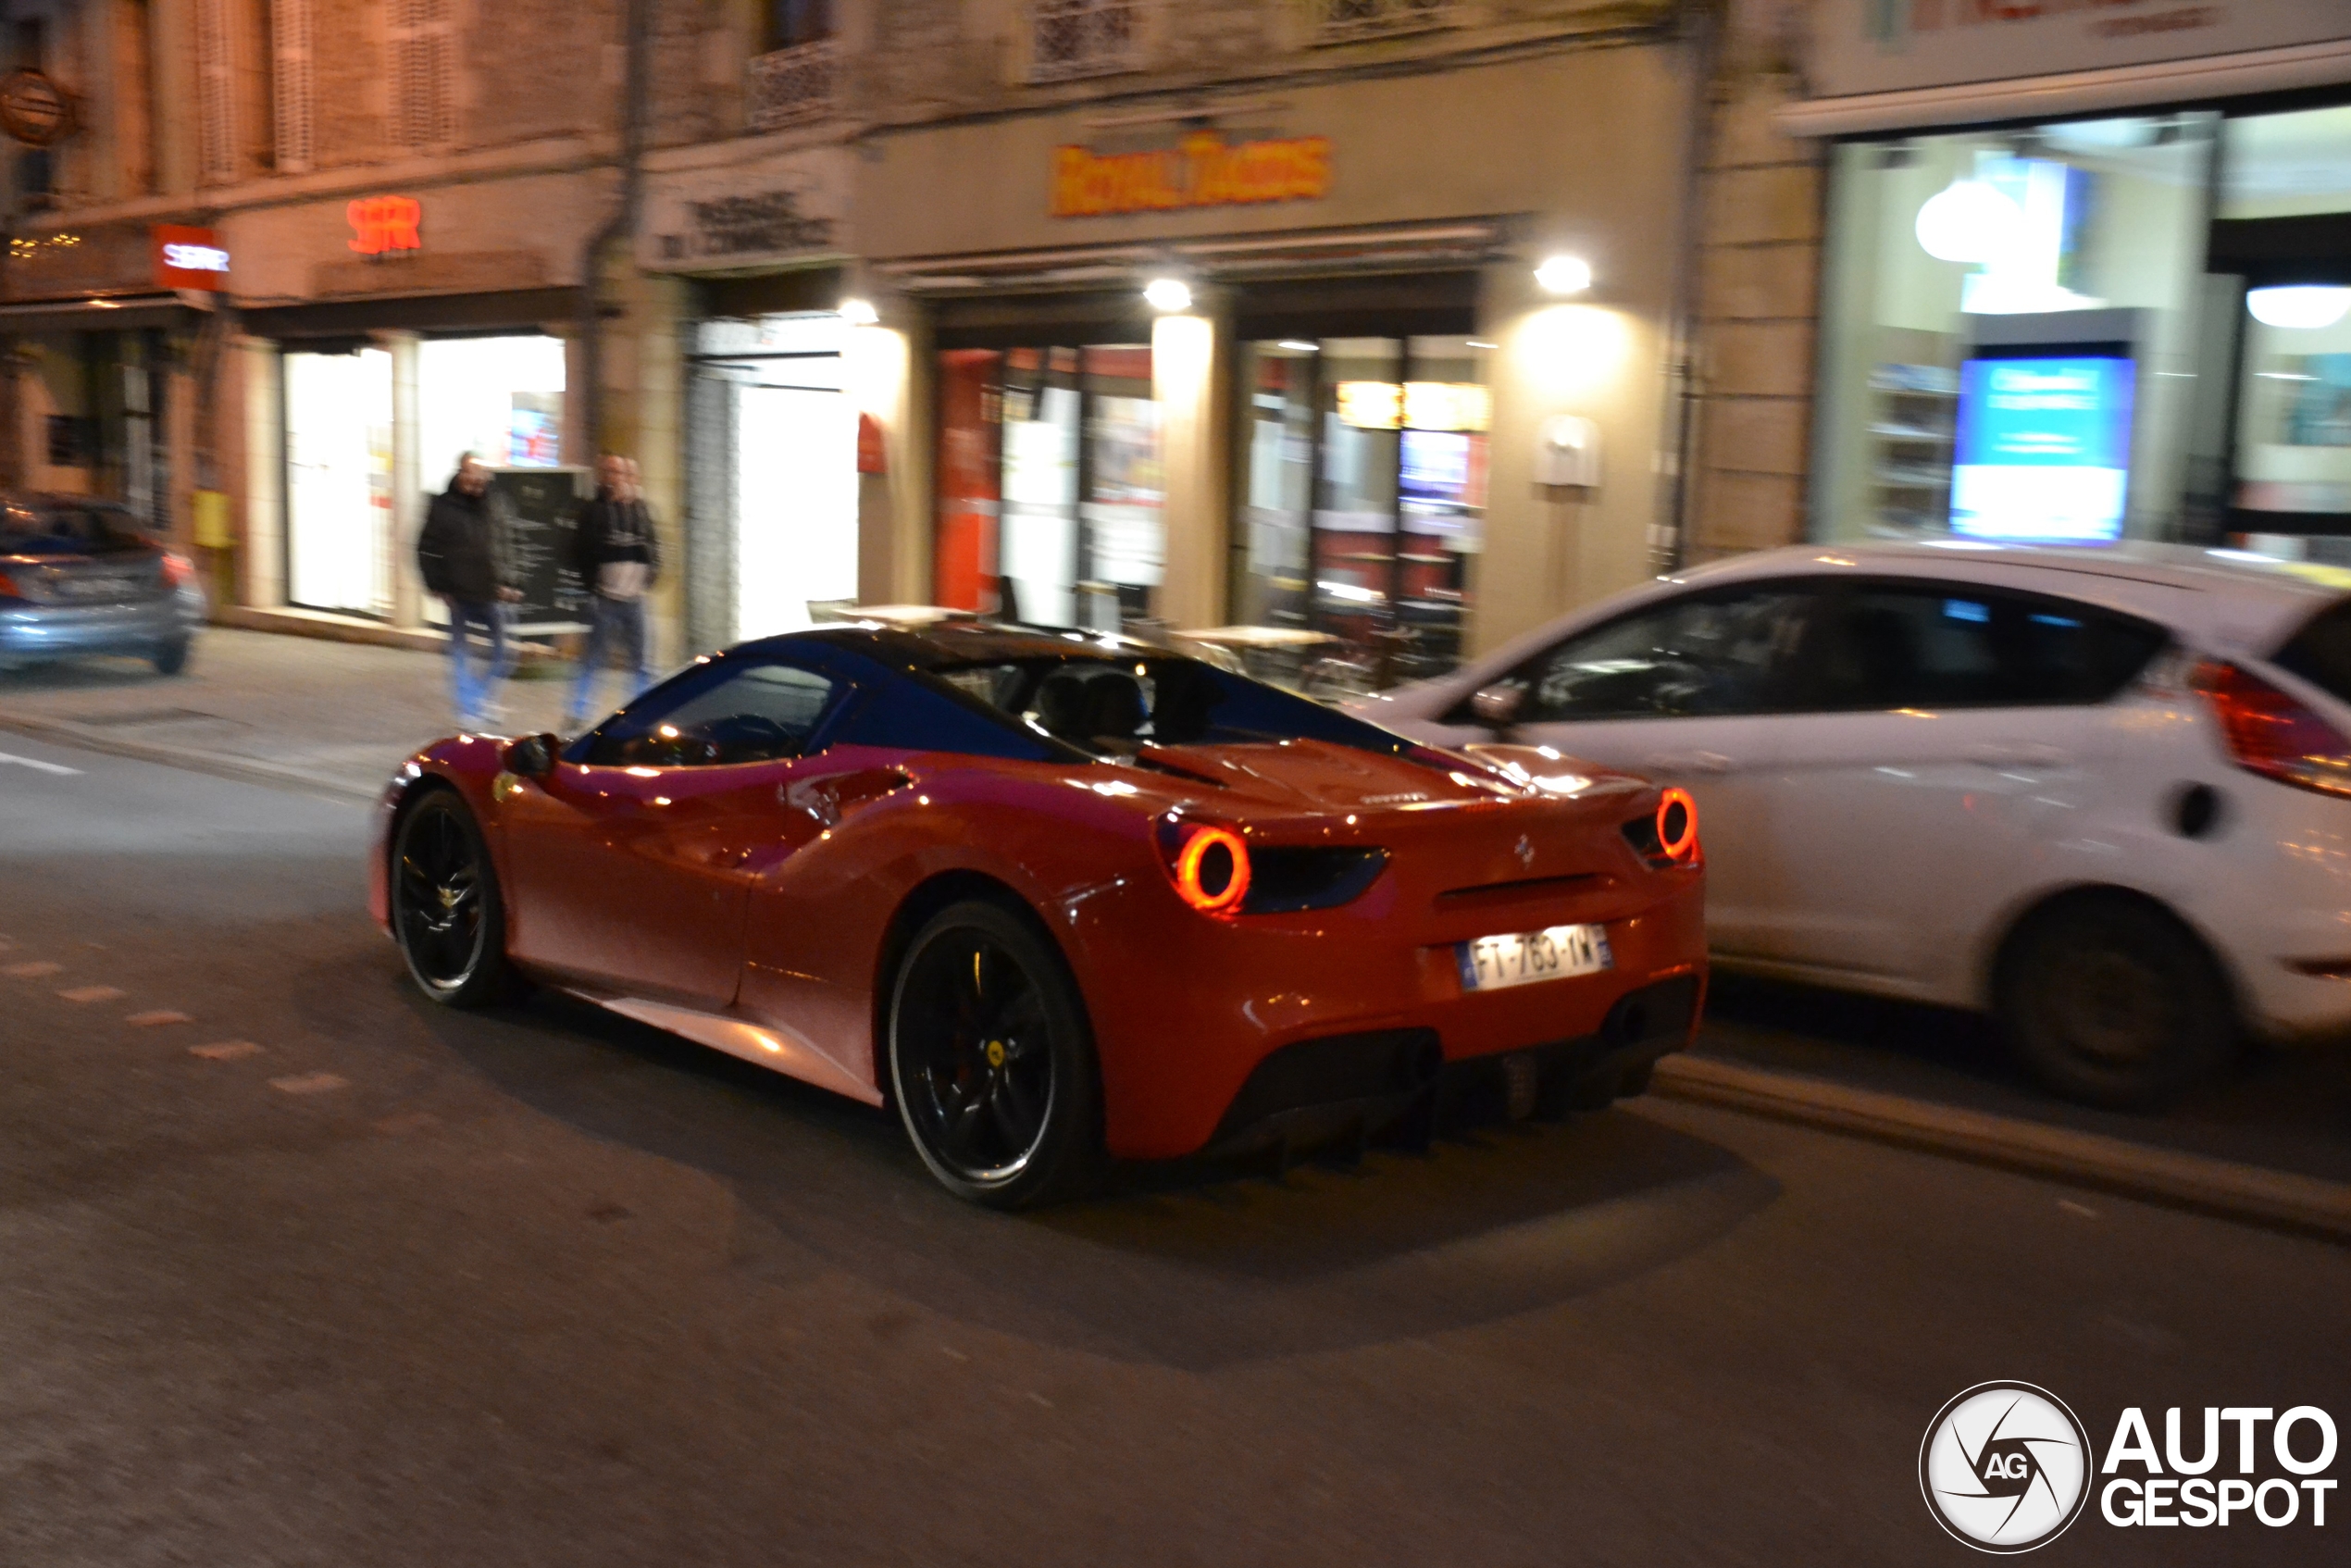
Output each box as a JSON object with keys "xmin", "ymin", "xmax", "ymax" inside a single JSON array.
[{"xmin": 1051, "ymin": 131, "xmax": 1332, "ymax": 218}]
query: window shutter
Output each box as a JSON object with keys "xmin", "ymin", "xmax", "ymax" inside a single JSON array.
[
  {"xmin": 387, "ymin": 0, "xmax": 456, "ymax": 150},
  {"xmin": 274, "ymin": 0, "xmax": 314, "ymax": 172},
  {"xmin": 195, "ymin": 0, "xmax": 236, "ymax": 182}
]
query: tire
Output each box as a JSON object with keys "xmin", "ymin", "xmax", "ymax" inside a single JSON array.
[
  {"xmin": 1996, "ymin": 894, "xmax": 2238, "ymax": 1108},
  {"xmin": 390, "ymin": 790, "xmax": 512, "ymax": 1008},
  {"xmin": 152, "ymin": 639, "xmax": 190, "ymax": 676},
  {"xmin": 886, "ymin": 899, "xmax": 1102, "ymax": 1209}
]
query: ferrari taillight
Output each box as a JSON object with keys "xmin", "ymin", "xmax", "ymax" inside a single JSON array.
[
  {"xmin": 161, "ymin": 552, "xmax": 195, "ymax": 589},
  {"xmin": 2193, "ymin": 659, "xmax": 2351, "ymax": 799},
  {"xmin": 1657, "ymin": 788, "xmax": 1698, "ymax": 861},
  {"xmin": 1157, "ymin": 816, "xmax": 1251, "ymax": 915},
  {"xmin": 1623, "ymin": 788, "xmax": 1701, "ymax": 869}
]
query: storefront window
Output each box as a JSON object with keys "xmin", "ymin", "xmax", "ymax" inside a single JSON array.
[
  {"xmin": 417, "ymin": 334, "xmax": 567, "ymax": 491},
  {"xmin": 1813, "ymin": 114, "xmax": 2217, "ymax": 544},
  {"xmin": 1230, "ymin": 334, "xmax": 1485, "ymax": 669},
  {"xmin": 284, "ymin": 346, "xmax": 394, "ymax": 616},
  {"xmin": 932, "ymin": 342, "xmax": 1161, "ymax": 629},
  {"xmin": 2217, "ymin": 106, "xmax": 2351, "ymax": 534}
]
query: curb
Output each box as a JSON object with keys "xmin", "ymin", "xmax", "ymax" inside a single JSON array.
[
  {"xmin": 211, "ymin": 606, "xmax": 570, "ymax": 666},
  {"xmin": 1649, "ymin": 1053, "xmax": 2351, "ymax": 1244},
  {"xmin": 0, "ymin": 712, "xmax": 385, "ymax": 803}
]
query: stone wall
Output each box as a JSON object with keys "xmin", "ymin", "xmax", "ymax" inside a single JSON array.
[{"xmin": 1685, "ymin": 0, "xmax": 1821, "ymax": 561}]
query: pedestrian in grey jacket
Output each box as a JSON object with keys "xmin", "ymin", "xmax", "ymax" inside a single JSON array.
[{"xmin": 565, "ymin": 454, "xmax": 661, "ymax": 730}]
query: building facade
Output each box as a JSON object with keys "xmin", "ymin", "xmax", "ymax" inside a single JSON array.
[
  {"xmin": 0, "ymin": 0, "xmax": 815, "ymax": 666},
  {"xmin": 837, "ymin": 0, "xmax": 1717, "ymax": 668}
]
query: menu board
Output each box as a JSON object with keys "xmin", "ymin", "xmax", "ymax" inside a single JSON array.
[{"xmin": 487, "ymin": 467, "xmax": 593, "ymax": 633}]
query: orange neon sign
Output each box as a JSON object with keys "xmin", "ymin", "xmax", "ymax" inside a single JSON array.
[
  {"xmin": 1051, "ymin": 131, "xmax": 1331, "ymax": 218},
  {"xmin": 347, "ymin": 195, "xmax": 423, "ymax": 256}
]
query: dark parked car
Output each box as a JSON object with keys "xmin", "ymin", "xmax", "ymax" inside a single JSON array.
[{"xmin": 0, "ymin": 496, "xmax": 205, "ymax": 675}]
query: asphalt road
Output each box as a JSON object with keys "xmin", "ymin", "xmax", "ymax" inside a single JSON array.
[{"xmin": 2, "ymin": 733, "xmax": 2345, "ymax": 1566}]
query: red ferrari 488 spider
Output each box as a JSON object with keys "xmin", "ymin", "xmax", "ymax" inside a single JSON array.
[{"xmin": 372, "ymin": 624, "xmax": 1706, "ymax": 1206}]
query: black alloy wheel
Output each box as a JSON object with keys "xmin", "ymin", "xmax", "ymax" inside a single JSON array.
[
  {"xmin": 392, "ymin": 790, "xmax": 512, "ymax": 1007},
  {"xmin": 152, "ymin": 639, "xmax": 190, "ymax": 676},
  {"xmin": 1996, "ymin": 893, "xmax": 2238, "ymax": 1108},
  {"xmin": 888, "ymin": 900, "xmax": 1101, "ymax": 1208}
]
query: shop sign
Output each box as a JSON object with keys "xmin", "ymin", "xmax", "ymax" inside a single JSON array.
[
  {"xmin": 1814, "ymin": 0, "xmax": 2351, "ymax": 99},
  {"xmin": 152, "ymin": 225, "xmax": 230, "ymax": 291},
  {"xmin": 1050, "ymin": 131, "xmax": 1331, "ymax": 218},
  {"xmin": 641, "ymin": 152, "xmax": 851, "ymax": 272},
  {"xmin": 347, "ymin": 195, "xmax": 424, "ymax": 256},
  {"xmin": 0, "ymin": 68, "xmax": 72, "ymax": 147},
  {"xmin": 659, "ymin": 192, "xmax": 837, "ymax": 264}
]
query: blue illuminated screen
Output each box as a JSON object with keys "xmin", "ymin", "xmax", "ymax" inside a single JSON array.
[{"xmin": 1950, "ymin": 355, "xmax": 2133, "ymax": 543}]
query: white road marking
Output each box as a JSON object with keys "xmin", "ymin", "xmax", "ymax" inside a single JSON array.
[
  {"xmin": 2059, "ymin": 1199, "xmax": 2100, "ymax": 1220},
  {"xmin": 190, "ymin": 1040, "xmax": 263, "ymax": 1061},
  {"xmin": 0, "ymin": 751, "xmax": 80, "ymax": 776},
  {"xmin": 56, "ymin": 985, "xmax": 126, "ymax": 1003},
  {"xmin": 269, "ymin": 1072, "xmax": 348, "ymax": 1096},
  {"xmin": 3, "ymin": 961, "xmax": 61, "ymax": 978},
  {"xmin": 125, "ymin": 1009, "xmax": 193, "ymax": 1027}
]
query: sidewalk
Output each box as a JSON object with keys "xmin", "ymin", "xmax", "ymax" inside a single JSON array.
[{"xmin": 0, "ymin": 628, "xmax": 585, "ymax": 799}]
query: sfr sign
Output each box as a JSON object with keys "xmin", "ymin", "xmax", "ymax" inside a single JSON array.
[{"xmin": 347, "ymin": 195, "xmax": 423, "ymax": 256}]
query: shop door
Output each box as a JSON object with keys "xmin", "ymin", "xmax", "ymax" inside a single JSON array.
[
  {"xmin": 738, "ymin": 382, "xmax": 858, "ymax": 638},
  {"xmin": 1230, "ymin": 335, "xmax": 1487, "ymax": 678},
  {"xmin": 285, "ymin": 347, "xmax": 395, "ymax": 616},
  {"xmin": 931, "ymin": 342, "xmax": 1162, "ymax": 629}
]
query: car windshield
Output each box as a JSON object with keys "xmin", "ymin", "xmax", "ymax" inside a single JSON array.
[
  {"xmin": 0, "ymin": 504, "xmax": 148, "ymax": 554},
  {"xmin": 928, "ymin": 653, "xmax": 1421, "ymax": 761}
]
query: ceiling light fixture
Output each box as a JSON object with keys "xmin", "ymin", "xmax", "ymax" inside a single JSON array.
[
  {"xmin": 2247, "ymin": 285, "xmax": 2351, "ymax": 330},
  {"xmin": 1143, "ymin": 277, "xmax": 1193, "ymax": 313}
]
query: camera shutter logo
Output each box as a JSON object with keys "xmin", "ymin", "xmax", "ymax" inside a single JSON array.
[{"xmin": 1920, "ymin": 1382, "xmax": 2092, "ymax": 1552}]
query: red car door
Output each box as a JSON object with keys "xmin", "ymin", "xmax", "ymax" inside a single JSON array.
[{"xmin": 500, "ymin": 656, "xmax": 852, "ymax": 1007}]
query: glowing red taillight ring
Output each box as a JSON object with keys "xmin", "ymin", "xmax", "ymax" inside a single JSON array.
[
  {"xmin": 1656, "ymin": 788, "xmax": 1698, "ymax": 861},
  {"xmin": 1174, "ymin": 826, "xmax": 1251, "ymax": 914}
]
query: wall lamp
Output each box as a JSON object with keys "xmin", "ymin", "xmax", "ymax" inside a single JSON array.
[
  {"xmin": 838, "ymin": 297, "xmax": 879, "ymax": 326},
  {"xmin": 1535, "ymin": 255, "xmax": 1592, "ymax": 295}
]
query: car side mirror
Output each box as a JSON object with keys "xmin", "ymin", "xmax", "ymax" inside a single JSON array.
[
  {"xmin": 1470, "ymin": 683, "xmax": 1524, "ymax": 730},
  {"xmin": 503, "ymin": 732, "xmax": 559, "ymax": 779}
]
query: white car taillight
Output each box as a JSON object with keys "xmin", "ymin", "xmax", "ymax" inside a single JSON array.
[{"xmin": 2192, "ymin": 659, "xmax": 2351, "ymax": 799}]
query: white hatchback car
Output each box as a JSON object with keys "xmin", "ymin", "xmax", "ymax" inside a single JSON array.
[{"xmin": 1352, "ymin": 541, "xmax": 2351, "ymax": 1105}]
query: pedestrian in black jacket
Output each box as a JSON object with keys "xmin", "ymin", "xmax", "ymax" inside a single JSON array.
[
  {"xmin": 565, "ymin": 453, "xmax": 661, "ymax": 729},
  {"xmin": 416, "ymin": 454, "xmax": 521, "ymax": 728}
]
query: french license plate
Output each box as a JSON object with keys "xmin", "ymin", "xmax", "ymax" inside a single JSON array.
[{"xmin": 1456, "ymin": 924, "xmax": 1613, "ymax": 993}]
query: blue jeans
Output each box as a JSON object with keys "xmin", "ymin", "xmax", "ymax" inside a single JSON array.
[
  {"xmin": 445, "ymin": 598, "xmax": 515, "ymax": 728},
  {"xmin": 566, "ymin": 594, "xmax": 652, "ymax": 728}
]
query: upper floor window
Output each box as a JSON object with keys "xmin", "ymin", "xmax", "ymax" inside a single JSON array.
[
  {"xmin": 750, "ymin": 0, "xmax": 837, "ymax": 131},
  {"xmin": 766, "ymin": 0, "xmax": 833, "ymax": 51},
  {"xmin": 1315, "ymin": 0, "xmax": 1454, "ymax": 45},
  {"xmin": 1031, "ymin": 0, "xmax": 1139, "ymax": 83}
]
